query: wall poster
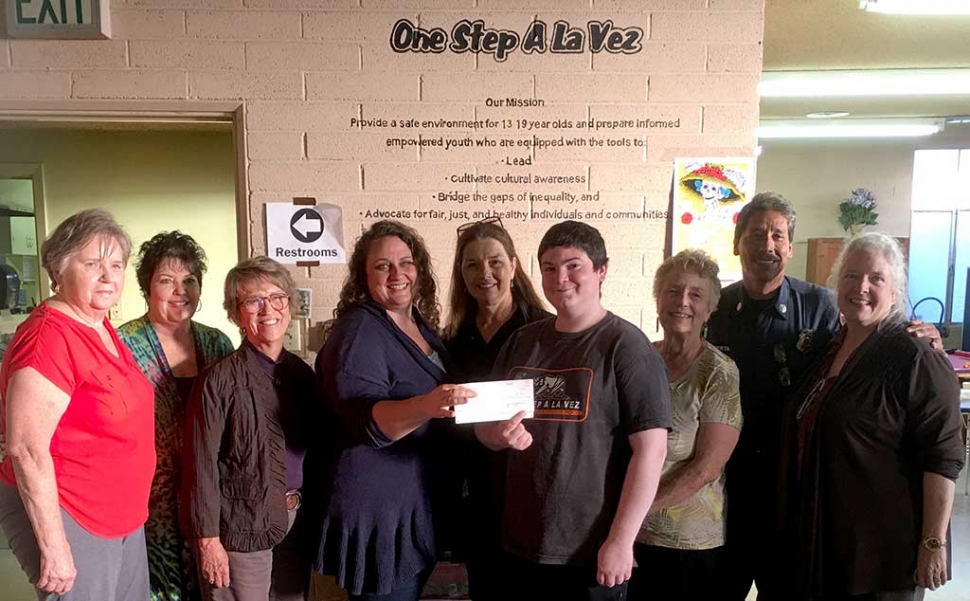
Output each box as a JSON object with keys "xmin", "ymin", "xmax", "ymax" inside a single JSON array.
[{"xmin": 671, "ymin": 157, "xmax": 756, "ymax": 283}]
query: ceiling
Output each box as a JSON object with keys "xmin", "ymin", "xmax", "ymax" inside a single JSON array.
[{"xmin": 760, "ymin": 0, "xmax": 970, "ymax": 120}]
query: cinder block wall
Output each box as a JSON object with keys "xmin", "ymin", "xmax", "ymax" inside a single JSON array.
[{"xmin": 0, "ymin": 0, "xmax": 764, "ymax": 336}]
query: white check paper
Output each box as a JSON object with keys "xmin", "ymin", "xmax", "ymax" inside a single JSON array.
[{"xmin": 453, "ymin": 379, "xmax": 535, "ymax": 425}]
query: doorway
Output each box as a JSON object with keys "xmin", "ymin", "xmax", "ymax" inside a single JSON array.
[
  {"xmin": 0, "ymin": 104, "xmax": 247, "ymax": 601},
  {"xmin": 0, "ymin": 102, "xmax": 248, "ymax": 343}
]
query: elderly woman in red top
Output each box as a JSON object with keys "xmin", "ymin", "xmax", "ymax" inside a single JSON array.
[{"xmin": 0, "ymin": 209, "xmax": 156, "ymax": 600}]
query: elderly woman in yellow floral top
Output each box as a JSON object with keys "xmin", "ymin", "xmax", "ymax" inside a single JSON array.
[
  {"xmin": 118, "ymin": 232, "xmax": 233, "ymax": 601},
  {"xmin": 628, "ymin": 249, "xmax": 743, "ymax": 600}
]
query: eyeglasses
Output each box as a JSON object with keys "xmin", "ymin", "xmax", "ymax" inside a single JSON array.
[
  {"xmin": 457, "ymin": 216, "xmax": 504, "ymax": 235},
  {"xmin": 239, "ymin": 293, "xmax": 290, "ymax": 314}
]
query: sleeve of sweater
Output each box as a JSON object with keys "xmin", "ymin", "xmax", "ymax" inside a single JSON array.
[
  {"xmin": 906, "ymin": 345, "xmax": 965, "ymax": 481},
  {"xmin": 181, "ymin": 364, "xmax": 229, "ymax": 539},
  {"xmin": 316, "ymin": 312, "xmax": 394, "ymax": 448}
]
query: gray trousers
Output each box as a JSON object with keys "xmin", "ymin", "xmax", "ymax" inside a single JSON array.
[
  {"xmin": 0, "ymin": 481, "xmax": 149, "ymax": 601},
  {"xmin": 198, "ymin": 508, "xmax": 308, "ymax": 601}
]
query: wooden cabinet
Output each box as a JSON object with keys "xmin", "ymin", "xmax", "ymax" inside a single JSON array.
[{"xmin": 805, "ymin": 236, "xmax": 909, "ymax": 287}]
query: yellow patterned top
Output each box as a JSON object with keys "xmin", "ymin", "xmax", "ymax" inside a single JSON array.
[{"xmin": 638, "ymin": 342, "xmax": 742, "ymax": 550}]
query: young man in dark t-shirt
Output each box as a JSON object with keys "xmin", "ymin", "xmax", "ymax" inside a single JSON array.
[{"xmin": 476, "ymin": 221, "xmax": 671, "ymax": 600}]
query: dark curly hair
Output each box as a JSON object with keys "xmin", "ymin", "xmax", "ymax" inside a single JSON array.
[
  {"xmin": 135, "ymin": 231, "xmax": 208, "ymax": 300},
  {"xmin": 334, "ymin": 220, "xmax": 440, "ymax": 330}
]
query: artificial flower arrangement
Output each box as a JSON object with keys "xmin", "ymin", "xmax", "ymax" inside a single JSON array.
[{"xmin": 838, "ymin": 188, "xmax": 878, "ymax": 235}]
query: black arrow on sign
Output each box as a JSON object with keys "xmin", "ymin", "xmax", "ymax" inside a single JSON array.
[{"xmin": 290, "ymin": 208, "xmax": 324, "ymax": 243}]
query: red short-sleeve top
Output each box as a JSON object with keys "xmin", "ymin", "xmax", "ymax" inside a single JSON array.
[{"xmin": 0, "ymin": 303, "xmax": 156, "ymax": 538}]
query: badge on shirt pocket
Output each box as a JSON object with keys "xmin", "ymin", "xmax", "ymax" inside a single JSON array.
[{"xmin": 796, "ymin": 329, "xmax": 817, "ymax": 353}]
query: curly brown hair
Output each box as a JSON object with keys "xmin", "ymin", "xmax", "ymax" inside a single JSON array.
[{"xmin": 334, "ymin": 220, "xmax": 441, "ymax": 330}]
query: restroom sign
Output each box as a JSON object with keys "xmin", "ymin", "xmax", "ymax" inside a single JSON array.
[
  {"xmin": 6, "ymin": 0, "xmax": 112, "ymax": 39},
  {"xmin": 266, "ymin": 202, "xmax": 346, "ymax": 265}
]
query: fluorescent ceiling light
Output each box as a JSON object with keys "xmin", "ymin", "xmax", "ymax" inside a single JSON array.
[
  {"xmin": 760, "ymin": 69, "xmax": 970, "ymax": 97},
  {"xmin": 758, "ymin": 118, "xmax": 944, "ymax": 139},
  {"xmin": 806, "ymin": 111, "xmax": 850, "ymax": 118},
  {"xmin": 860, "ymin": 0, "xmax": 970, "ymax": 15}
]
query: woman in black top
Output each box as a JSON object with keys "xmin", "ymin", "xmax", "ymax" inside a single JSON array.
[
  {"xmin": 779, "ymin": 233, "xmax": 963, "ymax": 601},
  {"xmin": 443, "ymin": 218, "xmax": 551, "ymax": 600}
]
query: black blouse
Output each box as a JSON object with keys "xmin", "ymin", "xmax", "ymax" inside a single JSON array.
[{"xmin": 447, "ymin": 301, "xmax": 552, "ymax": 383}]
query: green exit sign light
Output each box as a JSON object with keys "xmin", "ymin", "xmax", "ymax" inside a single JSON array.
[{"xmin": 6, "ymin": 0, "xmax": 111, "ymax": 39}]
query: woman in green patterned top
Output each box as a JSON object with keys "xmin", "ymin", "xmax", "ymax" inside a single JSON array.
[
  {"xmin": 628, "ymin": 249, "xmax": 743, "ymax": 600},
  {"xmin": 118, "ymin": 232, "xmax": 234, "ymax": 601}
]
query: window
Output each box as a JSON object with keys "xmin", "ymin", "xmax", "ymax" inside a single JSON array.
[{"xmin": 908, "ymin": 149, "xmax": 970, "ymax": 325}]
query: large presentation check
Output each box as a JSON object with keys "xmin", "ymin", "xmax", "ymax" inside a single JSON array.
[{"xmin": 453, "ymin": 379, "xmax": 535, "ymax": 425}]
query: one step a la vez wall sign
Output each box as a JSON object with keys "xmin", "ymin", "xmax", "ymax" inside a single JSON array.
[{"xmin": 6, "ymin": 0, "xmax": 111, "ymax": 39}]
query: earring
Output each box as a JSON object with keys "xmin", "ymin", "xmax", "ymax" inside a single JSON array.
[{"xmin": 196, "ymin": 299, "xmax": 202, "ymax": 313}]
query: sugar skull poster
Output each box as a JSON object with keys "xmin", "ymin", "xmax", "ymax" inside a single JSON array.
[{"xmin": 672, "ymin": 157, "xmax": 756, "ymax": 282}]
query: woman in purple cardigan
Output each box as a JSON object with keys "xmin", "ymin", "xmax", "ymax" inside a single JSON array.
[{"xmin": 312, "ymin": 221, "xmax": 474, "ymax": 601}]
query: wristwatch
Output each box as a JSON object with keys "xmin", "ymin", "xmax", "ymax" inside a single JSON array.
[{"xmin": 921, "ymin": 536, "xmax": 946, "ymax": 551}]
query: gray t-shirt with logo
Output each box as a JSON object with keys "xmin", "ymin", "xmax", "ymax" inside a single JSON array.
[{"xmin": 492, "ymin": 312, "xmax": 671, "ymax": 566}]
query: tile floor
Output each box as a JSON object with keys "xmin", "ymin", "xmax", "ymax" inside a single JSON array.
[{"xmin": 3, "ymin": 471, "xmax": 970, "ymax": 601}]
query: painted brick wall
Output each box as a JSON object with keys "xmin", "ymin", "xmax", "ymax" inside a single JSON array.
[
  {"xmin": 0, "ymin": 0, "xmax": 763, "ymax": 340},
  {"xmin": 0, "ymin": 1, "xmax": 763, "ymax": 598}
]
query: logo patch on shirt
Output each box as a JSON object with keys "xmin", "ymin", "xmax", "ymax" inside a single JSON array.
[{"xmin": 507, "ymin": 366, "xmax": 593, "ymax": 422}]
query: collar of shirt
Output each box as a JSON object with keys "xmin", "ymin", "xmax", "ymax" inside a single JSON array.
[
  {"xmin": 736, "ymin": 276, "xmax": 791, "ymax": 320},
  {"xmin": 243, "ymin": 339, "xmax": 286, "ymax": 381}
]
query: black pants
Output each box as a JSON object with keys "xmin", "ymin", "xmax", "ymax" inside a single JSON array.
[
  {"xmin": 820, "ymin": 589, "xmax": 925, "ymax": 601},
  {"xmin": 628, "ymin": 544, "xmax": 722, "ymax": 601},
  {"xmin": 721, "ymin": 457, "xmax": 784, "ymax": 601},
  {"xmin": 498, "ymin": 552, "xmax": 628, "ymax": 601},
  {"xmin": 466, "ymin": 553, "xmax": 504, "ymax": 601}
]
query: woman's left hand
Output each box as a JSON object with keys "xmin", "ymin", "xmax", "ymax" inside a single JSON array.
[{"xmin": 916, "ymin": 545, "xmax": 949, "ymax": 590}]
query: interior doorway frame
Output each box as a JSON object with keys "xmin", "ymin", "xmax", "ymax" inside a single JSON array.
[
  {"xmin": 0, "ymin": 161, "xmax": 49, "ymax": 300},
  {"xmin": 0, "ymin": 100, "xmax": 251, "ymax": 263}
]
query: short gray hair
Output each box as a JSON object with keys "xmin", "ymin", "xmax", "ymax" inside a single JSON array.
[
  {"xmin": 223, "ymin": 256, "xmax": 298, "ymax": 326},
  {"xmin": 41, "ymin": 209, "xmax": 132, "ymax": 287},
  {"xmin": 734, "ymin": 191, "xmax": 797, "ymax": 248},
  {"xmin": 653, "ymin": 248, "xmax": 722, "ymax": 308},
  {"xmin": 828, "ymin": 232, "xmax": 908, "ymax": 321}
]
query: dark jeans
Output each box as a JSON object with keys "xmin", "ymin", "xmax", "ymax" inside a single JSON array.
[
  {"xmin": 628, "ymin": 544, "xmax": 722, "ymax": 600},
  {"xmin": 498, "ymin": 552, "xmax": 628, "ymax": 601}
]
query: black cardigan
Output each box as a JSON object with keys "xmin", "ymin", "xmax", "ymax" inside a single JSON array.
[{"xmin": 779, "ymin": 319, "xmax": 964, "ymax": 598}]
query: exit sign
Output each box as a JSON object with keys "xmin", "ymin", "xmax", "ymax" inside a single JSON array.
[{"xmin": 5, "ymin": 0, "xmax": 111, "ymax": 39}]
